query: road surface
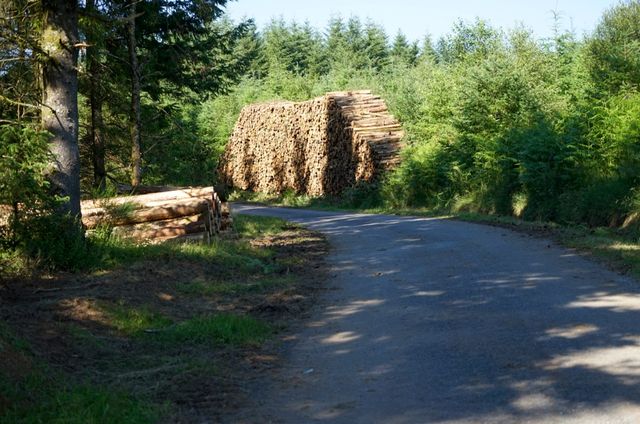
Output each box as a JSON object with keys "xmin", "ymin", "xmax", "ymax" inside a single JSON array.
[{"xmin": 231, "ymin": 204, "xmax": 640, "ymax": 424}]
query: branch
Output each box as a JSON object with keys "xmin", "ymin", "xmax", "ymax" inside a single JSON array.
[
  {"xmin": 0, "ymin": 94, "xmax": 42, "ymax": 110},
  {"xmin": 0, "ymin": 95, "xmax": 63, "ymax": 129},
  {"xmin": 0, "ymin": 57, "xmax": 33, "ymax": 64}
]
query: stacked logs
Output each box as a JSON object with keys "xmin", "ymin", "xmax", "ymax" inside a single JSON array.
[
  {"xmin": 218, "ymin": 90, "xmax": 404, "ymax": 196},
  {"xmin": 80, "ymin": 187, "xmax": 224, "ymax": 243}
]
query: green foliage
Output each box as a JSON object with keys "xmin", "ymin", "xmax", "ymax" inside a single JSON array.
[
  {"xmin": 383, "ymin": 142, "xmax": 452, "ymax": 208},
  {"xmin": 390, "ymin": 31, "xmax": 419, "ymax": 66},
  {"xmin": 0, "ymin": 125, "xmax": 51, "ymax": 219},
  {"xmin": 233, "ymin": 214, "xmax": 295, "ymax": 238},
  {"xmin": 588, "ymin": 0, "xmax": 640, "ymax": 95},
  {"xmin": 558, "ymin": 179, "xmax": 633, "ymax": 227},
  {"xmin": 436, "ymin": 19, "xmax": 502, "ymax": 64},
  {"xmin": 589, "ymin": 89, "xmax": 640, "ymax": 180},
  {"xmin": 99, "ymin": 301, "xmax": 173, "ymax": 336},
  {"xmin": 0, "ymin": 382, "xmax": 161, "ymax": 424},
  {"xmin": 16, "ymin": 213, "xmax": 88, "ymax": 271},
  {"xmin": 152, "ymin": 314, "xmax": 271, "ymax": 347},
  {"xmin": 0, "ymin": 124, "xmax": 89, "ymax": 272},
  {"xmin": 263, "ymin": 19, "xmax": 326, "ymax": 76}
]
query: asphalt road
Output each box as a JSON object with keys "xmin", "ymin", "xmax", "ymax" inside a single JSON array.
[{"xmin": 231, "ymin": 204, "xmax": 640, "ymax": 424}]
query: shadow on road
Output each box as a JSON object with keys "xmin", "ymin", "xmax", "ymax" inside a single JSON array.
[{"xmin": 233, "ymin": 204, "xmax": 640, "ymax": 423}]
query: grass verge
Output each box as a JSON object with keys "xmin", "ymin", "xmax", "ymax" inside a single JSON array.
[
  {"xmin": 1, "ymin": 214, "xmax": 327, "ymax": 422},
  {"xmin": 458, "ymin": 212, "xmax": 640, "ymax": 277}
]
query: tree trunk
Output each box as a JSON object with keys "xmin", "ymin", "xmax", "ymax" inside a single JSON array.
[
  {"xmin": 86, "ymin": 0, "xmax": 106, "ymax": 191},
  {"xmin": 127, "ymin": 0, "xmax": 142, "ymax": 187},
  {"xmin": 41, "ymin": 0, "xmax": 81, "ymax": 218}
]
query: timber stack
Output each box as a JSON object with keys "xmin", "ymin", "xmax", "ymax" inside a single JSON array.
[
  {"xmin": 218, "ymin": 90, "xmax": 404, "ymax": 196},
  {"xmin": 81, "ymin": 187, "xmax": 225, "ymax": 243}
]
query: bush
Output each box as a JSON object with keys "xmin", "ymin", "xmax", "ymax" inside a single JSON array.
[
  {"xmin": 514, "ymin": 121, "xmax": 578, "ymax": 221},
  {"xmin": 340, "ymin": 181, "xmax": 383, "ymax": 209},
  {"xmin": 0, "ymin": 124, "xmax": 89, "ymax": 273},
  {"xmin": 0, "ymin": 125, "xmax": 51, "ymax": 243},
  {"xmin": 589, "ymin": 90, "xmax": 640, "ymax": 181},
  {"xmin": 558, "ymin": 179, "xmax": 635, "ymax": 227},
  {"xmin": 382, "ymin": 142, "xmax": 451, "ymax": 208}
]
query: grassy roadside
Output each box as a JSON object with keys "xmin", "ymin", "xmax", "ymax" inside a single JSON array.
[
  {"xmin": 0, "ymin": 214, "xmax": 328, "ymax": 423},
  {"xmin": 231, "ymin": 190, "xmax": 640, "ymax": 279}
]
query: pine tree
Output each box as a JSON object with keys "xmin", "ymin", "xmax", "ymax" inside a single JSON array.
[{"xmin": 363, "ymin": 21, "xmax": 389, "ymax": 70}]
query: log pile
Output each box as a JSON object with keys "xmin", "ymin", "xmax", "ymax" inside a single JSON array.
[
  {"xmin": 218, "ymin": 90, "xmax": 404, "ymax": 196},
  {"xmin": 81, "ymin": 187, "xmax": 225, "ymax": 243}
]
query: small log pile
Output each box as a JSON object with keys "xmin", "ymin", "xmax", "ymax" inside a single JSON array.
[
  {"xmin": 218, "ymin": 90, "xmax": 404, "ymax": 196},
  {"xmin": 81, "ymin": 187, "xmax": 225, "ymax": 243}
]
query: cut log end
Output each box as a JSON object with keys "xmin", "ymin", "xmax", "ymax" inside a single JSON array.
[{"xmin": 218, "ymin": 91, "xmax": 404, "ymax": 196}]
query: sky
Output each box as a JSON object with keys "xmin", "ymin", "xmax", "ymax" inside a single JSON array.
[{"xmin": 224, "ymin": 0, "xmax": 619, "ymax": 42}]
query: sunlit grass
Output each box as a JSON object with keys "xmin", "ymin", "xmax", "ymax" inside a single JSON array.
[
  {"xmin": 151, "ymin": 313, "xmax": 271, "ymax": 347},
  {"xmin": 560, "ymin": 233, "xmax": 640, "ymax": 277},
  {"xmin": 95, "ymin": 302, "xmax": 272, "ymax": 347},
  {"xmin": 233, "ymin": 213, "xmax": 299, "ymax": 238},
  {"xmin": 0, "ymin": 214, "xmax": 289, "ymax": 277},
  {"xmin": 81, "ymin": 225, "xmax": 279, "ymax": 275},
  {"xmin": 607, "ymin": 242, "xmax": 640, "ymax": 252},
  {"xmin": 229, "ymin": 189, "xmax": 316, "ymax": 209},
  {"xmin": 97, "ymin": 301, "xmax": 173, "ymax": 336}
]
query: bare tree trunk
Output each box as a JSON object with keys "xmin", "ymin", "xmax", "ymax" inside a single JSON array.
[
  {"xmin": 41, "ymin": 0, "xmax": 81, "ymax": 218},
  {"xmin": 127, "ymin": 0, "xmax": 142, "ymax": 187},
  {"xmin": 86, "ymin": 0, "xmax": 106, "ymax": 191}
]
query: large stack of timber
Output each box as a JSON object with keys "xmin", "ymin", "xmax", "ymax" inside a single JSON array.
[
  {"xmin": 81, "ymin": 187, "xmax": 225, "ymax": 243},
  {"xmin": 218, "ymin": 90, "xmax": 404, "ymax": 196}
]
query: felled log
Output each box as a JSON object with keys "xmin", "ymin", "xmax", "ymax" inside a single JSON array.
[
  {"xmin": 81, "ymin": 186, "xmax": 226, "ymax": 243},
  {"xmin": 218, "ymin": 90, "xmax": 404, "ymax": 196},
  {"xmin": 115, "ymin": 183, "xmax": 179, "ymax": 195},
  {"xmin": 81, "ymin": 187, "xmax": 215, "ymax": 210},
  {"xmin": 82, "ymin": 198, "xmax": 210, "ymax": 229},
  {"xmin": 111, "ymin": 215, "xmax": 206, "ymax": 241}
]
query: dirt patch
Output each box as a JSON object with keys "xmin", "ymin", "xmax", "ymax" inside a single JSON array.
[{"xmin": 0, "ymin": 225, "xmax": 328, "ymax": 422}]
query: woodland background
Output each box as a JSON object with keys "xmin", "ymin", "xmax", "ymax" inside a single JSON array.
[{"xmin": 2, "ymin": 0, "xmax": 640, "ymax": 269}]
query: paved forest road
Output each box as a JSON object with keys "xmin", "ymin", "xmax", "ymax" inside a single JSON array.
[{"xmin": 231, "ymin": 204, "xmax": 640, "ymax": 424}]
